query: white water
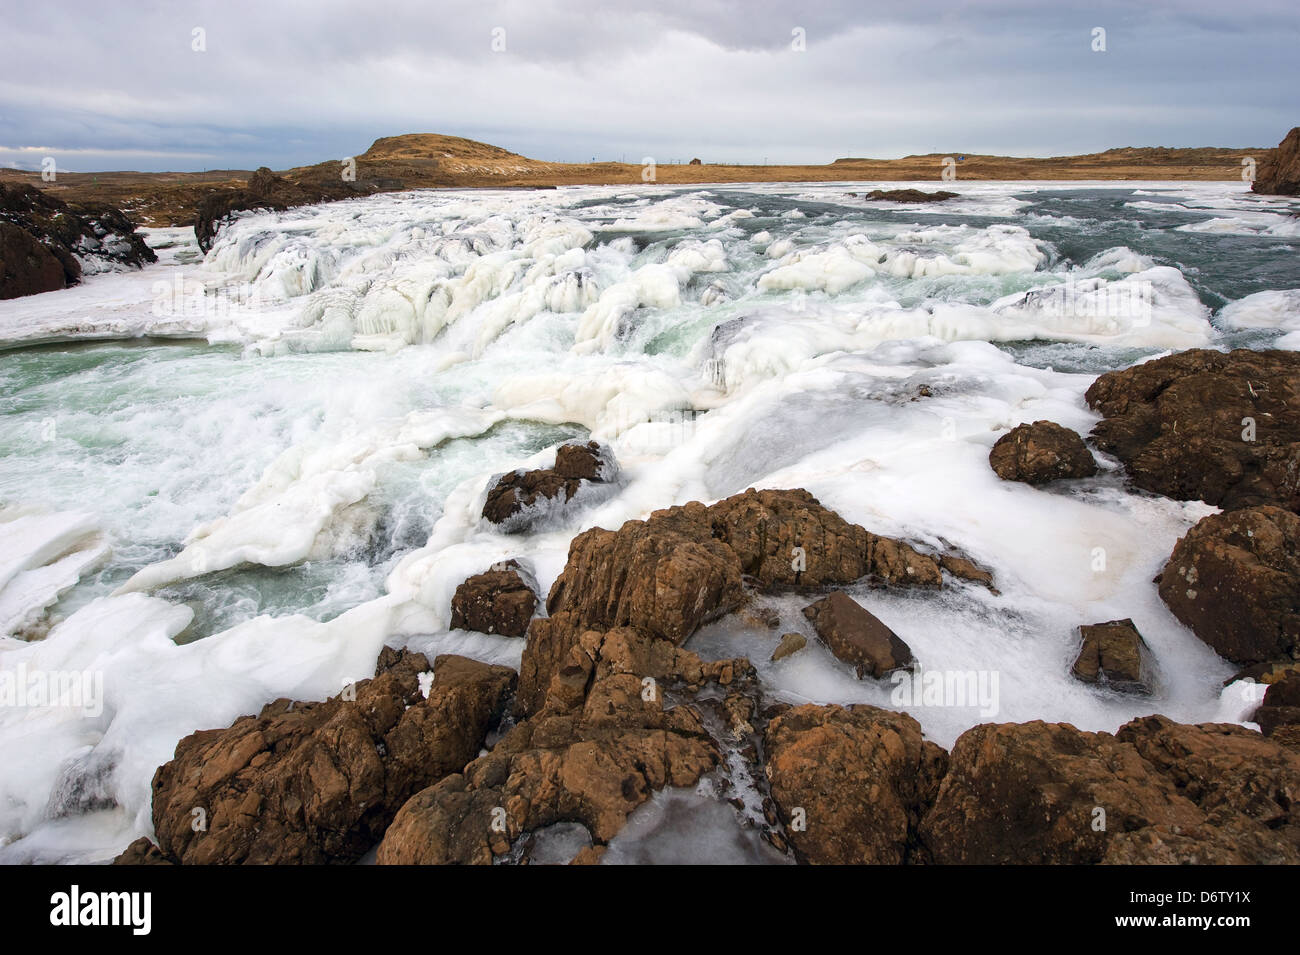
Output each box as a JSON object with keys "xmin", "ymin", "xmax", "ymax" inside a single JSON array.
[{"xmin": 0, "ymin": 179, "xmax": 1295, "ymax": 862}]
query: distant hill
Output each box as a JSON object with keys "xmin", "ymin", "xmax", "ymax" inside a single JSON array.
[{"xmin": 0, "ymin": 133, "xmax": 1268, "ymax": 228}]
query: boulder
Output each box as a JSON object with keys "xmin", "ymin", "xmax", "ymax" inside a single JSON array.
[
  {"xmin": 771, "ymin": 632, "xmax": 806, "ymax": 662},
  {"xmin": 1157, "ymin": 505, "xmax": 1300, "ymax": 665},
  {"xmin": 1252, "ymin": 127, "xmax": 1300, "ymax": 196},
  {"xmin": 0, "ymin": 183, "xmax": 156, "ymax": 299},
  {"xmin": 481, "ymin": 441, "xmax": 618, "ymax": 531},
  {"xmin": 1071, "ymin": 618, "xmax": 1153, "ymax": 694},
  {"xmin": 706, "ymin": 487, "xmax": 942, "ymax": 589},
  {"xmin": 378, "ymin": 627, "xmax": 751, "ymax": 864},
  {"xmin": 921, "ymin": 715, "xmax": 1300, "ymax": 864},
  {"xmin": 135, "ymin": 649, "xmax": 515, "ymax": 864},
  {"xmin": 1086, "ymin": 348, "xmax": 1300, "ymax": 511},
  {"xmin": 449, "ymin": 562, "xmax": 537, "ymax": 637},
  {"xmin": 764, "ymin": 704, "xmax": 947, "ymax": 864},
  {"xmin": 865, "ymin": 189, "xmax": 958, "ymax": 202},
  {"xmin": 801, "ymin": 591, "xmax": 913, "ymax": 679},
  {"xmin": 1252, "ymin": 670, "xmax": 1300, "ymax": 738},
  {"xmin": 989, "ymin": 420, "xmax": 1097, "ymax": 484}
]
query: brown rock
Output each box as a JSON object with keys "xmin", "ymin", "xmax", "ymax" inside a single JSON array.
[
  {"xmin": 989, "ymin": 420, "xmax": 1097, "ymax": 484},
  {"xmin": 1157, "ymin": 505, "xmax": 1300, "ymax": 665},
  {"xmin": 706, "ymin": 487, "xmax": 942, "ymax": 589},
  {"xmin": 1253, "ymin": 671, "xmax": 1300, "ymax": 737},
  {"xmin": 1086, "ymin": 348, "xmax": 1300, "ymax": 511},
  {"xmin": 921, "ymin": 715, "xmax": 1300, "ymax": 864},
  {"xmin": 764, "ymin": 704, "xmax": 947, "ymax": 864},
  {"xmin": 1252, "ymin": 127, "xmax": 1300, "ymax": 196},
  {"xmin": 1071, "ymin": 618, "xmax": 1153, "ymax": 694},
  {"xmin": 771, "ymin": 632, "xmax": 807, "ymax": 662},
  {"xmin": 866, "ymin": 189, "xmax": 958, "ymax": 203},
  {"xmin": 449, "ymin": 563, "xmax": 537, "ymax": 637},
  {"xmin": 802, "ymin": 591, "xmax": 913, "ymax": 679},
  {"xmin": 0, "ymin": 221, "xmax": 68, "ymax": 298},
  {"xmin": 482, "ymin": 441, "xmax": 617, "ymax": 531},
  {"xmin": 143, "ymin": 649, "xmax": 515, "ymax": 864},
  {"xmin": 939, "ymin": 553, "xmax": 998, "ymax": 592},
  {"xmin": 112, "ymin": 837, "xmax": 174, "ymax": 865}
]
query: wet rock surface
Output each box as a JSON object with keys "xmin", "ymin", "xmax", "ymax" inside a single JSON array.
[
  {"xmin": 802, "ymin": 591, "xmax": 914, "ymax": 679},
  {"xmin": 128, "ymin": 649, "xmax": 514, "ymax": 864},
  {"xmin": 1087, "ymin": 348, "xmax": 1300, "ymax": 512},
  {"xmin": 449, "ymin": 562, "xmax": 537, "ymax": 638},
  {"xmin": 1158, "ymin": 505, "xmax": 1300, "ymax": 666},
  {"xmin": 1071, "ymin": 618, "xmax": 1153, "ymax": 694},
  {"xmin": 989, "ymin": 420, "xmax": 1097, "ymax": 485},
  {"xmin": 482, "ymin": 441, "xmax": 618, "ymax": 532}
]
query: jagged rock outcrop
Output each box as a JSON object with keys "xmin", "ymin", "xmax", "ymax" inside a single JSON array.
[
  {"xmin": 129, "ymin": 649, "xmax": 514, "ymax": 864},
  {"xmin": 1254, "ymin": 671, "xmax": 1300, "ymax": 739},
  {"xmin": 1086, "ymin": 349, "xmax": 1300, "ymax": 512},
  {"xmin": 0, "ymin": 183, "xmax": 156, "ymax": 299},
  {"xmin": 1157, "ymin": 505, "xmax": 1300, "ymax": 666},
  {"xmin": 764, "ymin": 704, "xmax": 947, "ymax": 864},
  {"xmin": 802, "ymin": 591, "xmax": 913, "ymax": 679},
  {"xmin": 1071, "ymin": 619, "xmax": 1153, "ymax": 694},
  {"xmin": 377, "ymin": 627, "xmax": 752, "ymax": 865},
  {"xmin": 989, "ymin": 420, "xmax": 1097, "ymax": 485},
  {"xmin": 921, "ymin": 715, "xmax": 1300, "ymax": 864},
  {"xmin": 1252, "ymin": 127, "xmax": 1300, "ymax": 196},
  {"xmin": 449, "ymin": 562, "xmax": 537, "ymax": 637},
  {"xmin": 481, "ymin": 441, "xmax": 619, "ymax": 532}
]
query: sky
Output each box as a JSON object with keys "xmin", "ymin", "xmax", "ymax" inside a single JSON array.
[{"xmin": 1, "ymin": 0, "xmax": 1296, "ymax": 173}]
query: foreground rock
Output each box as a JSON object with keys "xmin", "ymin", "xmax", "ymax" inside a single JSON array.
[
  {"xmin": 482, "ymin": 441, "xmax": 619, "ymax": 532},
  {"xmin": 0, "ymin": 183, "xmax": 156, "ymax": 299},
  {"xmin": 131, "ymin": 649, "xmax": 514, "ymax": 864},
  {"xmin": 802, "ymin": 591, "xmax": 913, "ymax": 679},
  {"xmin": 1253, "ymin": 671, "xmax": 1300, "ymax": 740},
  {"xmin": 989, "ymin": 420, "xmax": 1097, "ymax": 485},
  {"xmin": 449, "ymin": 562, "xmax": 537, "ymax": 637},
  {"xmin": 765, "ymin": 705, "xmax": 946, "ymax": 864},
  {"xmin": 1158, "ymin": 505, "xmax": 1300, "ymax": 666},
  {"xmin": 922, "ymin": 715, "xmax": 1300, "ymax": 863},
  {"xmin": 1087, "ymin": 349, "xmax": 1300, "ymax": 511},
  {"xmin": 1071, "ymin": 619, "xmax": 1153, "ymax": 694},
  {"xmin": 378, "ymin": 628, "xmax": 750, "ymax": 864},
  {"xmin": 1252, "ymin": 127, "xmax": 1300, "ymax": 197},
  {"xmin": 525, "ymin": 488, "xmax": 944, "ymax": 715}
]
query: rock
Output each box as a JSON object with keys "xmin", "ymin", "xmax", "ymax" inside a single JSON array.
[
  {"xmin": 481, "ymin": 441, "xmax": 618, "ymax": 531},
  {"xmin": 111, "ymin": 837, "xmax": 174, "ymax": 865},
  {"xmin": 1253, "ymin": 671, "xmax": 1300, "ymax": 737},
  {"xmin": 449, "ymin": 562, "xmax": 537, "ymax": 637},
  {"xmin": 525, "ymin": 488, "xmax": 945, "ymax": 715},
  {"xmin": 865, "ymin": 189, "xmax": 958, "ymax": 203},
  {"xmin": 939, "ymin": 553, "xmax": 998, "ymax": 592},
  {"xmin": 1157, "ymin": 505, "xmax": 1300, "ymax": 665},
  {"xmin": 0, "ymin": 221, "xmax": 68, "ymax": 298},
  {"xmin": 139, "ymin": 649, "xmax": 515, "ymax": 864},
  {"xmin": 989, "ymin": 420, "xmax": 1097, "ymax": 484},
  {"xmin": 706, "ymin": 487, "xmax": 942, "ymax": 589},
  {"xmin": 1252, "ymin": 127, "xmax": 1300, "ymax": 196},
  {"xmin": 801, "ymin": 591, "xmax": 913, "ymax": 679},
  {"xmin": 1086, "ymin": 348, "xmax": 1300, "ymax": 511},
  {"xmin": 0, "ymin": 183, "xmax": 156, "ymax": 299},
  {"xmin": 541, "ymin": 503, "xmax": 744, "ymax": 646},
  {"xmin": 1071, "ymin": 618, "xmax": 1153, "ymax": 694},
  {"xmin": 378, "ymin": 627, "xmax": 747, "ymax": 864},
  {"xmin": 738, "ymin": 605, "xmax": 781, "ymax": 630},
  {"xmin": 921, "ymin": 715, "xmax": 1300, "ymax": 863},
  {"xmin": 771, "ymin": 632, "xmax": 806, "ymax": 662},
  {"xmin": 764, "ymin": 704, "xmax": 947, "ymax": 864}
]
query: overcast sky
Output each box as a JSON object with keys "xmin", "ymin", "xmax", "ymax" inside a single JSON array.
[{"xmin": 2, "ymin": 0, "xmax": 1296, "ymax": 172}]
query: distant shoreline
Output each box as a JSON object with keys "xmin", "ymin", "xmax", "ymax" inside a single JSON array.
[{"xmin": 0, "ymin": 134, "xmax": 1266, "ymax": 228}]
